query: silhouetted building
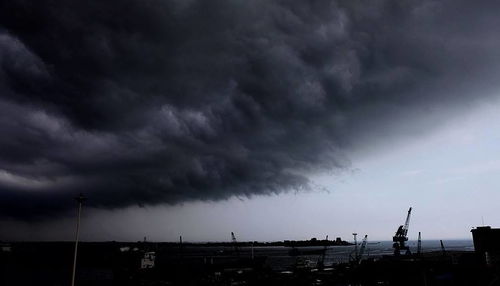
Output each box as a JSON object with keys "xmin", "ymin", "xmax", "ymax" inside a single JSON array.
[{"xmin": 471, "ymin": 226, "xmax": 500, "ymax": 265}]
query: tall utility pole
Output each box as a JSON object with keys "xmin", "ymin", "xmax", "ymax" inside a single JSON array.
[
  {"xmin": 179, "ymin": 236, "xmax": 183, "ymax": 260},
  {"xmin": 71, "ymin": 193, "xmax": 86, "ymax": 286},
  {"xmin": 353, "ymin": 233, "xmax": 358, "ymax": 262},
  {"xmin": 417, "ymin": 232, "xmax": 422, "ymax": 255}
]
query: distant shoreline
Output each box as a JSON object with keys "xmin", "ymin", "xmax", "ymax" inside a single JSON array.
[
  {"xmin": 1, "ymin": 240, "xmax": 353, "ymax": 247},
  {"xmin": 1, "ymin": 238, "xmax": 473, "ymax": 245}
]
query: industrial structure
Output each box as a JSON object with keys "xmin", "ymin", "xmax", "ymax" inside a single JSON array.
[
  {"xmin": 357, "ymin": 235, "xmax": 368, "ymax": 263},
  {"xmin": 350, "ymin": 233, "xmax": 368, "ymax": 264},
  {"xmin": 471, "ymin": 226, "xmax": 500, "ymax": 266},
  {"xmin": 392, "ymin": 207, "xmax": 412, "ymax": 256},
  {"xmin": 231, "ymin": 232, "xmax": 240, "ymax": 256}
]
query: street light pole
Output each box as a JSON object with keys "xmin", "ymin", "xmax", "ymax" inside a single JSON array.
[{"xmin": 71, "ymin": 193, "xmax": 86, "ymax": 286}]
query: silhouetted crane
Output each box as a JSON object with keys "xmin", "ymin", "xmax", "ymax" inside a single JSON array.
[
  {"xmin": 440, "ymin": 240, "xmax": 446, "ymax": 256},
  {"xmin": 350, "ymin": 234, "xmax": 368, "ymax": 264},
  {"xmin": 231, "ymin": 232, "xmax": 240, "ymax": 256},
  {"xmin": 358, "ymin": 235, "xmax": 368, "ymax": 263},
  {"xmin": 393, "ymin": 207, "xmax": 412, "ymax": 256}
]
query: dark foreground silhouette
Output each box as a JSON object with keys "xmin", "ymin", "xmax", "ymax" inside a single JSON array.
[{"xmin": 1, "ymin": 237, "xmax": 499, "ymax": 286}]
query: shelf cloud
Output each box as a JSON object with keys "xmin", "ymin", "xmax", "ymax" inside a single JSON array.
[{"xmin": 1, "ymin": 0, "xmax": 500, "ymax": 219}]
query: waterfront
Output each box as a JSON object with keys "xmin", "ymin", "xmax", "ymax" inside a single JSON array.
[
  {"xmin": 163, "ymin": 239, "xmax": 474, "ymax": 270},
  {"xmin": 0, "ymin": 239, "xmax": 483, "ymax": 286}
]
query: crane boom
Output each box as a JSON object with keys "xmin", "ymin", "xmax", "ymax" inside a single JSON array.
[
  {"xmin": 440, "ymin": 240, "xmax": 446, "ymax": 256},
  {"xmin": 358, "ymin": 235, "xmax": 368, "ymax": 263},
  {"xmin": 231, "ymin": 232, "xmax": 239, "ymax": 256},
  {"xmin": 403, "ymin": 207, "xmax": 412, "ymax": 236}
]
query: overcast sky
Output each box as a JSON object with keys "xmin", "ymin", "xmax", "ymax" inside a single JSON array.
[{"xmin": 1, "ymin": 0, "xmax": 500, "ymax": 241}]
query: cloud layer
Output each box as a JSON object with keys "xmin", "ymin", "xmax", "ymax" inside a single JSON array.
[{"xmin": 1, "ymin": 0, "xmax": 500, "ymax": 219}]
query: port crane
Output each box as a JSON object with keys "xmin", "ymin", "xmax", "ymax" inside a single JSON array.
[
  {"xmin": 357, "ymin": 235, "xmax": 368, "ymax": 263},
  {"xmin": 231, "ymin": 232, "xmax": 240, "ymax": 256},
  {"xmin": 440, "ymin": 240, "xmax": 446, "ymax": 256},
  {"xmin": 393, "ymin": 207, "xmax": 412, "ymax": 256},
  {"xmin": 350, "ymin": 234, "xmax": 368, "ymax": 264}
]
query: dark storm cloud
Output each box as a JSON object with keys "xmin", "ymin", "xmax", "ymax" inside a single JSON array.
[{"xmin": 1, "ymin": 0, "xmax": 500, "ymax": 219}]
